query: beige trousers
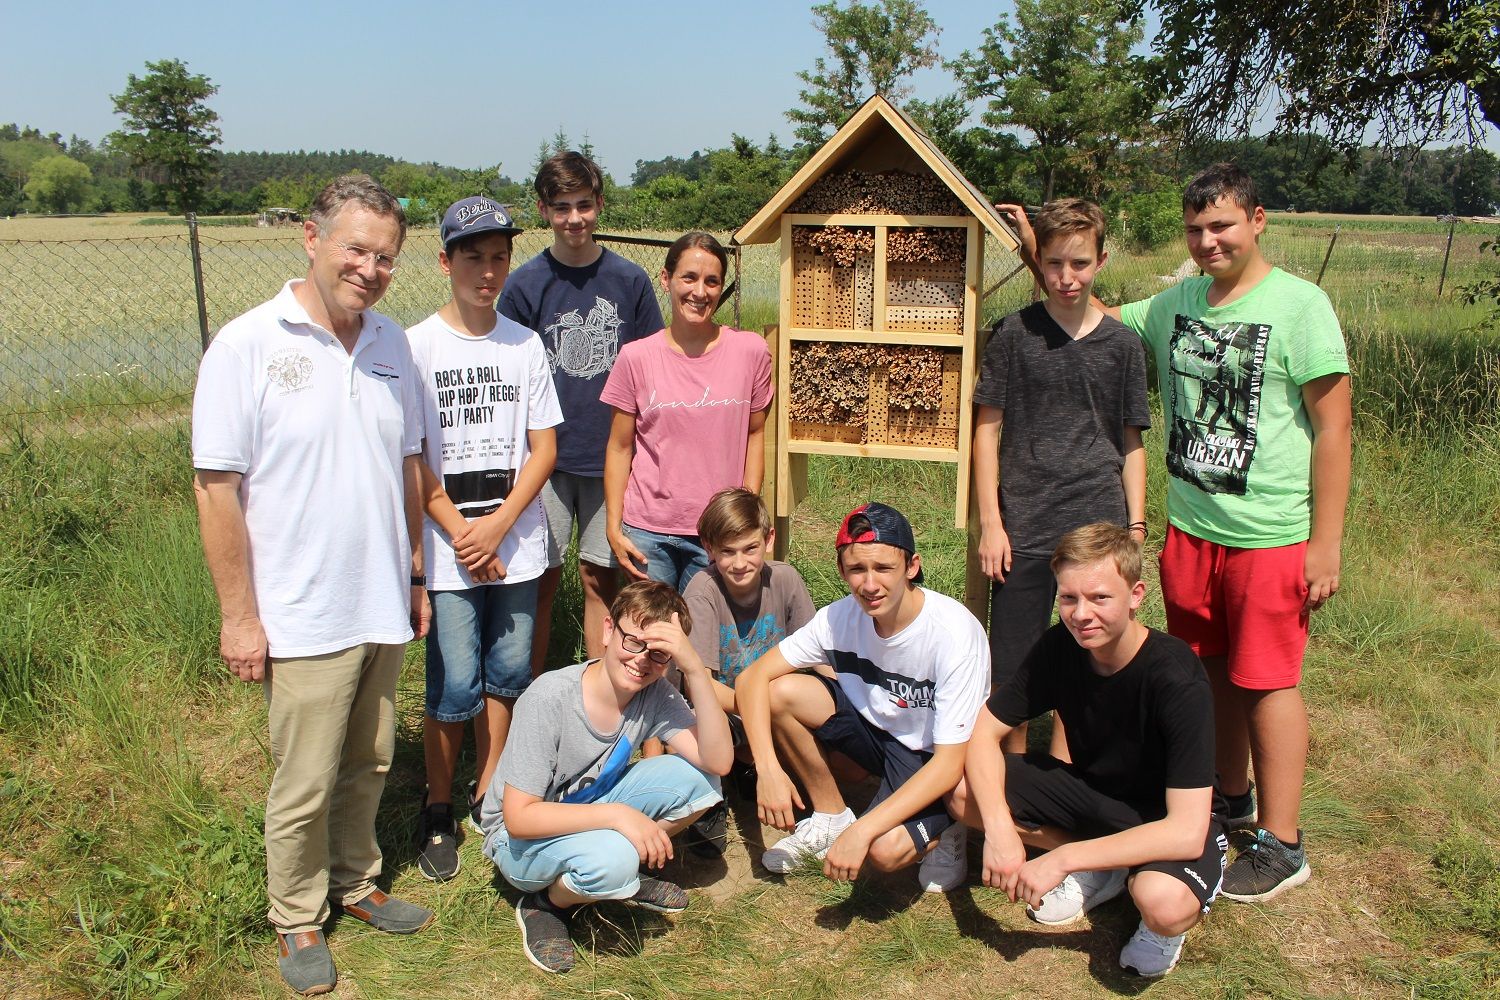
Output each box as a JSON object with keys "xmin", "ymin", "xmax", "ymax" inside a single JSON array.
[{"xmin": 262, "ymin": 642, "xmax": 404, "ymax": 932}]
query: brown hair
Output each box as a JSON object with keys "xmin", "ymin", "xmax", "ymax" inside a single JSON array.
[
  {"xmin": 664, "ymin": 230, "xmax": 728, "ymax": 279},
  {"xmin": 534, "ymin": 151, "xmax": 604, "ymax": 203},
  {"xmin": 697, "ymin": 488, "xmax": 772, "ymax": 549},
  {"xmin": 1032, "ymin": 197, "xmax": 1107, "ymax": 257},
  {"xmin": 1183, "ymin": 162, "xmax": 1261, "ymax": 216},
  {"xmin": 309, "ymin": 174, "xmax": 406, "ymax": 244},
  {"xmin": 1050, "ymin": 522, "xmax": 1142, "ymax": 584},
  {"xmin": 609, "ymin": 580, "xmax": 692, "ymax": 635}
]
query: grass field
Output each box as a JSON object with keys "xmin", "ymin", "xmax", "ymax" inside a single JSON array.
[{"xmin": 1, "ymin": 214, "xmax": 1498, "ymax": 998}]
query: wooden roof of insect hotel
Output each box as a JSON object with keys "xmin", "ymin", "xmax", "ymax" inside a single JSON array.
[{"xmin": 733, "ymin": 93, "xmax": 1020, "ymax": 251}]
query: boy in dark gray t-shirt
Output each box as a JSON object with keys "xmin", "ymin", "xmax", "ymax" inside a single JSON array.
[
  {"xmin": 974, "ymin": 199, "xmax": 1151, "ymax": 754},
  {"xmin": 480, "ymin": 581, "xmax": 733, "ymax": 975}
]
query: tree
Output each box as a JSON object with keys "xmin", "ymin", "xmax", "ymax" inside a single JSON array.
[
  {"xmin": 1145, "ymin": 0, "xmax": 1500, "ymax": 152},
  {"xmin": 950, "ymin": 0, "xmax": 1157, "ymax": 202},
  {"xmin": 786, "ymin": 0, "xmax": 941, "ymax": 147},
  {"xmin": 23, "ymin": 155, "xmax": 92, "ymax": 213},
  {"xmin": 109, "ymin": 58, "xmax": 222, "ymax": 213}
]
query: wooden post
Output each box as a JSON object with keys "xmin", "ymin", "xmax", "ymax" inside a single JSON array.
[
  {"xmin": 1437, "ymin": 216, "xmax": 1457, "ymax": 296},
  {"xmin": 1315, "ymin": 225, "xmax": 1340, "ymax": 287},
  {"xmin": 760, "ymin": 324, "xmax": 779, "ymax": 530}
]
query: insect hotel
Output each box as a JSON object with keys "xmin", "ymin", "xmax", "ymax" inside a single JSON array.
[{"xmin": 732, "ymin": 94, "xmax": 1019, "ymax": 616}]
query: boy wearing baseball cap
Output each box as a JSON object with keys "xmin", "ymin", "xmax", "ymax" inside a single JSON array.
[
  {"xmin": 406, "ymin": 196, "xmax": 563, "ymax": 881},
  {"xmin": 736, "ymin": 502, "xmax": 989, "ymax": 892}
]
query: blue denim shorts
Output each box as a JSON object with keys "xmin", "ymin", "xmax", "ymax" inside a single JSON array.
[
  {"xmin": 622, "ymin": 523, "xmax": 709, "ymax": 593},
  {"xmin": 425, "ymin": 578, "xmax": 540, "ymax": 721}
]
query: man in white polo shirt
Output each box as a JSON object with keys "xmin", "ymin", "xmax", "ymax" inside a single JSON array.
[{"xmin": 192, "ymin": 174, "xmax": 433, "ymax": 996}]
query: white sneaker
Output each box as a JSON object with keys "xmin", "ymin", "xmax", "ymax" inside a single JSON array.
[
  {"xmin": 1119, "ymin": 919, "xmax": 1186, "ymax": 977},
  {"xmin": 1026, "ymin": 867, "xmax": 1128, "ymax": 925},
  {"xmin": 761, "ymin": 808, "xmax": 856, "ymax": 873},
  {"xmin": 918, "ymin": 822, "xmax": 968, "ymax": 892}
]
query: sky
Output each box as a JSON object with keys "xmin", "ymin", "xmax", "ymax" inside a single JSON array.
[{"xmin": 1, "ymin": 0, "xmax": 1010, "ymax": 181}]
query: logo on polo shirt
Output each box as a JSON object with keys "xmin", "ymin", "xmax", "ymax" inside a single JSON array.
[{"xmin": 267, "ymin": 349, "xmax": 314, "ymax": 394}]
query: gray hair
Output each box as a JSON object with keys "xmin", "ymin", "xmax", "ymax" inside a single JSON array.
[{"xmin": 309, "ymin": 174, "xmax": 407, "ymax": 244}]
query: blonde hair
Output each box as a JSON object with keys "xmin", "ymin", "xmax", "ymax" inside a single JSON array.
[{"xmin": 1050, "ymin": 522, "xmax": 1142, "ymax": 584}]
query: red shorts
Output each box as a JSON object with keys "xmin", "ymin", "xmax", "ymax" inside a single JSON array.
[{"xmin": 1159, "ymin": 525, "xmax": 1309, "ymax": 690}]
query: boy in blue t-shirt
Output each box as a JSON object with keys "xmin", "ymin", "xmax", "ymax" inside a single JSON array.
[{"xmin": 498, "ymin": 151, "xmax": 664, "ymax": 674}]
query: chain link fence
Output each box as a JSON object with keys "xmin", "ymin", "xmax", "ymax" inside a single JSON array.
[{"xmin": 1, "ymin": 216, "xmax": 1492, "ymax": 476}]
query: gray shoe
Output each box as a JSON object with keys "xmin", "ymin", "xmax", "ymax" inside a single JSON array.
[
  {"xmin": 1222, "ymin": 828, "xmax": 1310, "ymax": 902},
  {"xmin": 515, "ymin": 892, "xmax": 576, "ymax": 973},
  {"xmin": 277, "ymin": 930, "xmax": 336, "ymax": 995},
  {"xmin": 338, "ymin": 889, "xmax": 434, "ymax": 933},
  {"xmin": 625, "ymin": 875, "xmax": 689, "ymax": 913}
]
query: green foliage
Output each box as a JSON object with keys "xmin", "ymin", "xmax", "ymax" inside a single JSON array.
[
  {"xmin": 1149, "ymin": 0, "xmax": 1500, "ymax": 149},
  {"xmin": 610, "ymin": 135, "xmax": 797, "ymax": 231},
  {"xmin": 786, "ymin": 0, "xmax": 941, "ymax": 147},
  {"xmin": 21, "ymin": 154, "xmax": 92, "ymax": 213},
  {"xmin": 1121, "ymin": 189, "xmax": 1181, "ymax": 249},
  {"xmin": 109, "ymin": 58, "xmax": 222, "ymax": 213},
  {"xmin": 950, "ymin": 0, "xmax": 1157, "ymax": 202},
  {"xmin": 1460, "ymin": 239, "xmax": 1500, "ymax": 327}
]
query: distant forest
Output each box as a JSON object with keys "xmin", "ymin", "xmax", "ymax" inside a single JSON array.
[{"xmin": 3, "ymin": 122, "xmax": 1497, "ymax": 242}]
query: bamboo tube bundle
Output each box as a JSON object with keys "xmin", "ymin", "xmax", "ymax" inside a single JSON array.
[
  {"xmin": 789, "ymin": 343, "xmax": 951, "ymax": 426},
  {"xmin": 885, "ymin": 226, "xmax": 965, "ymax": 264},
  {"xmin": 790, "ymin": 169, "xmax": 964, "ymax": 216},
  {"xmin": 791, "ymin": 225, "xmax": 875, "ymax": 266}
]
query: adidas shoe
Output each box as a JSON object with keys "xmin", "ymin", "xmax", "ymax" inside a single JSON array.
[
  {"xmin": 918, "ymin": 822, "xmax": 967, "ymax": 893},
  {"xmin": 1119, "ymin": 919, "xmax": 1186, "ymax": 977},
  {"xmin": 1222, "ymin": 827, "xmax": 1310, "ymax": 902}
]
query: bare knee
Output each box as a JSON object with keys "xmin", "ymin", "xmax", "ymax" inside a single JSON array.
[
  {"xmin": 867, "ymin": 828, "xmax": 919, "ymax": 873},
  {"xmin": 1130, "ymin": 872, "xmax": 1202, "ymax": 937}
]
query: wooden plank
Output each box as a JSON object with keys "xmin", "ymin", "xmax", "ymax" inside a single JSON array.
[
  {"xmin": 786, "ymin": 212, "xmax": 974, "ymax": 228},
  {"xmin": 760, "ymin": 324, "xmax": 779, "ymax": 523},
  {"xmin": 776, "ymin": 217, "xmax": 794, "ymax": 521},
  {"xmin": 787, "ymin": 440, "xmax": 959, "ymax": 462},
  {"xmin": 873, "ymin": 225, "xmax": 888, "ymax": 332},
  {"xmin": 956, "ymin": 219, "xmax": 982, "ymax": 529},
  {"xmin": 785, "ymin": 327, "xmax": 964, "ymax": 348}
]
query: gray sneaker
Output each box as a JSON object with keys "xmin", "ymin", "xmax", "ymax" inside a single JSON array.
[
  {"xmin": 515, "ymin": 892, "xmax": 576, "ymax": 974},
  {"xmin": 277, "ymin": 930, "xmax": 336, "ymax": 995},
  {"xmin": 1222, "ymin": 827, "xmax": 1310, "ymax": 902},
  {"xmin": 1119, "ymin": 920, "xmax": 1186, "ymax": 977}
]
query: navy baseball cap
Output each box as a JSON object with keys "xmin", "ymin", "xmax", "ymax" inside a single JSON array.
[
  {"xmin": 835, "ymin": 502, "xmax": 923, "ymax": 584},
  {"xmin": 440, "ymin": 195, "xmax": 523, "ymax": 251}
]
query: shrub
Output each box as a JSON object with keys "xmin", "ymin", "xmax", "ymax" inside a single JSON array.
[{"xmin": 1122, "ymin": 190, "xmax": 1181, "ymax": 250}]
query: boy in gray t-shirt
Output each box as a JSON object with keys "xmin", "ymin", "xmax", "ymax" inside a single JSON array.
[{"xmin": 481, "ymin": 581, "xmax": 733, "ymax": 975}]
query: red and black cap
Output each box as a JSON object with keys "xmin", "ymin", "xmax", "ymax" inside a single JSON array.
[{"xmin": 835, "ymin": 502, "xmax": 923, "ymax": 584}]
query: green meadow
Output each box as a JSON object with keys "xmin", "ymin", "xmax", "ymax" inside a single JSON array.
[{"xmin": 1, "ymin": 216, "xmax": 1496, "ymax": 997}]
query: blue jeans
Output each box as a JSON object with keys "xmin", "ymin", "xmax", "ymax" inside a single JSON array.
[
  {"xmin": 485, "ymin": 755, "xmax": 720, "ymax": 901},
  {"xmin": 623, "ymin": 524, "xmax": 709, "ymax": 592},
  {"xmin": 425, "ymin": 578, "xmax": 540, "ymax": 721}
]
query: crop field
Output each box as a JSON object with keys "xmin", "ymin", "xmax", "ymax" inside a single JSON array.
[{"xmin": 1, "ymin": 213, "xmax": 1497, "ymax": 998}]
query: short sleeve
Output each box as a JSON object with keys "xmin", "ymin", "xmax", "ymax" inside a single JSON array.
[
  {"xmin": 598, "ymin": 344, "xmax": 641, "ymax": 413},
  {"xmin": 986, "ymin": 624, "xmax": 1063, "ymax": 726},
  {"xmin": 785, "ymin": 569, "xmax": 815, "ymax": 633},
  {"xmin": 192, "ymin": 337, "xmax": 254, "ymax": 473},
  {"xmin": 1118, "ymin": 294, "xmax": 1155, "ymax": 336},
  {"xmin": 394, "ymin": 332, "xmax": 424, "ymax": 456},
  {"xmin": 1285, "ymin": 289, "xmax": 1349, "ymax": 386},
  {"xmin": 684, "ymin": 575, "xmax": 724, "ymax": 675},
  {"xmin": 647, "ymin": 679, "xmax": 700, "ymax": 745},
  {"xmin": 526, "ymin": 336, "xmax": 564, "ymax": 430},
  {"xmin": 930, "ymin": 617, "xmax": 990, "ymax": 744},
  {"xmin": 496, "ymin": 682, "xmax": 563, "ymax": 798},
  {"xmin": 971, "ymin": 317, "xmax": 1013, "ymax": 409},
  {"xmin": 778, "ymin": 604, "xmax": 835, "ymax": 669},
  {"xmin": 1123, "ymin": 333, "xmax": 1152, "ymax": 429},
  {"xmin": 1156, "ymin": 653, "xmax": 1217, "ymax": 790},
  {"xmin": 749, "ymin": 335, "xmax": 774, "ymax": 411},
  {"xmin": 497, "ymin": 281, "xmax": 530, "ymax": 329},
  {"xmin": 633, "ymin": 272, "xmax": 665, "ymax": 341}
]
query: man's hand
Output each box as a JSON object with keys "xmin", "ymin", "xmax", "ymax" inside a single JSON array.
[
  {"xmin": 823, "ymin": 822, "xmax": 873, "ymax": 882},
  {"xmin": 1304, "ymin": 539, "xmax": 1341, "ymax": 611},
  {"xmin": 978, "ymin": 524, "xmax": 1013, "ymax": 582},
  {"xmin": 610, "ymin": 804, "xmax": 674, "ymax": 870},
  {"xmin": 757, "ymin": 767, "xmax": 805, "ymax": 832},
  {"xmin": 221, "ymin": 615, "xmax": 269, "ymax": 683},
  {"xmin": 981, "ymin": 825, "xmax": 1027, "ymax": 894},
  {"xmin": 1013, "ymin": 851, "xmax": 1071, "ymax": 909},
  {"xmin": 995, "ymin": 203, "xmax": 1035, "ymax": 262},
  {"xmin": 410, "ymin": 586, "xmax": 431, "ymax": 640}
]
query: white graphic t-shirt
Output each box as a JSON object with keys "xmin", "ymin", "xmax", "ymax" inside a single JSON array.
[{"xmin": 407, "ymin": 313, "xmax": 563, "ymax": 590}]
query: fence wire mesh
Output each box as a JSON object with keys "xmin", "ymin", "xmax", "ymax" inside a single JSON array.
[{"xmin": 1, "ymin": 217, "xmax": 1492, "ymax": 475}]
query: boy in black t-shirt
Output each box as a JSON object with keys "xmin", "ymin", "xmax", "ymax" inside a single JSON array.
[
  {"xmin": 954, "ymin": 523, "xmax": 1227, "ymax": 978},
  {"xmin": 973, "ymin": 199, "xmax": 1150, "ymax": 756}
]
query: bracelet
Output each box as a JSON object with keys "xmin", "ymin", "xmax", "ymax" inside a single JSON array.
[
  {"xmin": 1127, "ymin": 521, "xmax": 1148, "ymax": 537},
  {"xmin": 410, "ymin": 575, "xmax": 427, "ymax": 587}
]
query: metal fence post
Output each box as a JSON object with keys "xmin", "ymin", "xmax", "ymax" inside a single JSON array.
[
  {"xmin": 1437, "ymin": 215, "xmax": 1457, "ymax": 296},
  {"xmin": 186, "ymin": 212, "xmax": 211, "ymax": 352},
  {"xmin": 1316, "ymin": 225, "xmax": 1340, "ymax": 287}
]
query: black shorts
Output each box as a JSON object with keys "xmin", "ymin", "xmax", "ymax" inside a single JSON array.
[
  {"xmin": 811, "ymin": 674, "xmax": 954, "ymax": 851},
  {"xmin": 988, "ymin": 554, "xmax": 1059, "ymax": 687},
  {"xmin": 1003, "ymin": 752, "xmax": 1228, "ymax": 910}
]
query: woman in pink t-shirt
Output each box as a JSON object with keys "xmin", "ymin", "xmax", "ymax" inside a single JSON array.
[{"xmin": 600, "ymin": 232, "xmax": 773, "ymax": 592}]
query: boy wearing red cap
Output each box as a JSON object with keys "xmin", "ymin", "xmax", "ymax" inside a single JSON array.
[{"xmin": 736, "ymin": 503, "xmax": 989, "ymax": 892}]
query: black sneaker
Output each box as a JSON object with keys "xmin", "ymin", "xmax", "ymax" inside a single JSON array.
[
  {"xmin": 686, "ymin": 802, "xmax": 728, "ymax": 858},
  {"xmin": 515, "ymin": 892, "xmax": 576, "ymax": 974},
  {"xmin": 415, "ymin": 801, "xmax": 461, "ymax": 882},
  {"xmin": 625, "ymin": 874, "xmax": 688, "ymax": 913},
  {"xmin": 1224, "ymin": 782, "xmax": 1257, "ymax": 832},
  {"xmin": 1221, "ymin": 827, "xmax": 1311, "ymax": 902}
]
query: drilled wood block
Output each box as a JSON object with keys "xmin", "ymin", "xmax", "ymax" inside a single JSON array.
[
  {"xmin": 791, "ymin": 421, "xmax": 865, "ymax": 444},
  {"xmin": 865, "ymin": 365, "xmax": 890, "ymax": 444},
  {"xmin": 888, "ymin": 278, "xmax": 964, "ymax": 308},
  {"xmin": 829, "ymin": 264, "xmax": 855, "ymax": 329},
  {"xmin": 886, "ymin": 305, "xmax": 963, "ymax": 334},
  {"xmin": 854, "ymin": 253, "xmax": 874, "ymax": 330},
  {"xmin": 792, "ymin": 244, "xmax": 818, "ymax": 328}
]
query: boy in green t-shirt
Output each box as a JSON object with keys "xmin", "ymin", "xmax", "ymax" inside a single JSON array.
[{"xmin": 1003, "ymin": 162, "xmax": 1351, "ymax": 902}]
